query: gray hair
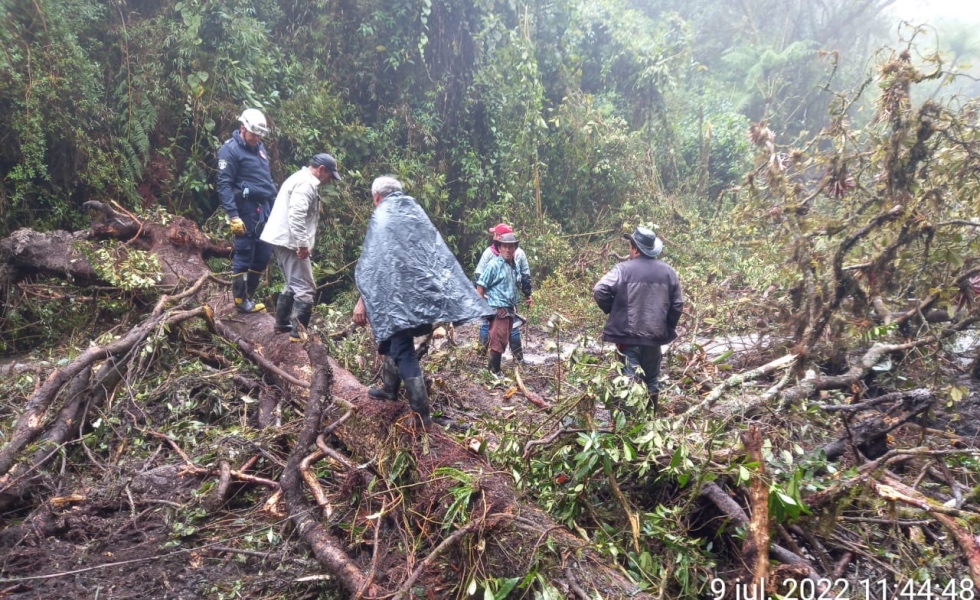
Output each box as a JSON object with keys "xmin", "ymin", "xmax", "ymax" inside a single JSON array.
[{"xmin": 371, "ymin": 176, "xmax": 402, "ymax": 199}]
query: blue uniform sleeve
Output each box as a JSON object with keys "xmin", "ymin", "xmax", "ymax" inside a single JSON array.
[{"xmin": 216, "ymin": 142, "xmax": 240, "ymax": 218}]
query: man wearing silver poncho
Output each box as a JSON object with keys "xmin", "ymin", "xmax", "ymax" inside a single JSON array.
[{"xmin": 353, "ymin": 176, "xmax": 492, "ymax": 426}]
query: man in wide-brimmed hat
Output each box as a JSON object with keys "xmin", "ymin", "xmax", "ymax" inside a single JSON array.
[{"xmin": 593, "ymin": 226, "xmax": 684, "ymax": 413}]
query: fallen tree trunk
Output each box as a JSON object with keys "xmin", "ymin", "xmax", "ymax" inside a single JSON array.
[
  {"xmin": 740, "ymin": 426, "xmax": 770, "ymax": 597},
  {"xmin": 315, "ymin": 353, "xmax": 649, "ymax": 597},
  {"xmin": 0, "ymin": 280, "xmax": 210, "ymax": 479},
  {"xmin": 873, "ymin": 476, "xmax": 980, "ymax": 586},
  {"xmin": 0, "ymin": 212, "xmax": 229, "ymax": 291},
  {"xmin": 281, "ymin": 343, "xmax": 381, "ymax": 597},
  {"xmin": 793, "ymin": 388, "xmax": 937, "ymax": 469},
  {"xmin": 0, "ymin": 219, "xmax": 651, "ymax": 598}
]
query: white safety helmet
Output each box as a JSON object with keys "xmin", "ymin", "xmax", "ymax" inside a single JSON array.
[{"xmin": 239, "ymin": 108, "xmax": 270, "ymax": 137}]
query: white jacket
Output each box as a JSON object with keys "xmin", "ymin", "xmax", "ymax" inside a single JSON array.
[{"xmin": 260, "ymin": 167, "xmax": 321, "ymax": 250}]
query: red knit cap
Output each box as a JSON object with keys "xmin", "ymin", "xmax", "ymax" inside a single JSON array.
[{"xmin": 488, "ymin": 223, "xmax": 513, "ymax": 240}]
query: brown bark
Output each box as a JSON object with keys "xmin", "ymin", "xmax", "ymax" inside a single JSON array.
[
  {"xmin": 0, "ymin": 220, "xmax": 650, "ymax": 599},
  {"xmin": 324, "ymin": 355, "xmax": 650, "ymax": 598},
  {"xmin": 801, "ymin": 205, "xmax": 906, "ymax": 349},
  {"xmin": 812, "ymin": 389, "xmax": 933, "ymax": 462},
  {"xmin": 281, "ymin": 343, "xmax": 377, "ymax": 596},
  {"xmin": 700, "ymin": 482, "xmax": 822, "ymax": 583},
  {"xmin": 873, "ymin": 476, "xmax": 980, "ymax": 586},
  {"xmin": 740, "ymin": 426, "xmax": 769, "ymax": 597},
  {"xmin": 0, "ymin": 303, "xmax": 208, "ymax": 478},
  {"xmin": 0, "ymin": 228, "xmax": 101, "ymax": 284},
  {"xmin": 0, "ymin": 357, "xmax": 126, "ymax": 511},
  {"xmin": 781, "ymin": 309, "xmax": 979, "ymax": 411},
  {"xmin": 0, "ymin": 209, "xmax": 228, "ymax": 290}
]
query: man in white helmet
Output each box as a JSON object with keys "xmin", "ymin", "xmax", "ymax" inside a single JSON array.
[{"xmin": 216, "ymin": 108, "xmax": 278, "ymax": 313}]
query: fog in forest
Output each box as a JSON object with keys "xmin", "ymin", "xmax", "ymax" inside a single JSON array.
[{"xmin": 3, "ymin": 0, "xmax": 980, "ymax": 597}]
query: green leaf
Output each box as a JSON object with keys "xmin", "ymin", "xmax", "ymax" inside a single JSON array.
[
  {"xmin": 494, "ymin": 578, "xmax": 519, "ymax": 599},
  {"xmin": 623, "ymin": 441, "xmax": 636, "ymax": 461},
  {"xmin": 738, "ymin": 465, "xmax": 751, "ymax": 485}
]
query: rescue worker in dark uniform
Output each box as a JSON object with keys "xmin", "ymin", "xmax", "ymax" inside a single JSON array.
[{"xmin": 216, "ymin": 108, "xmax": 278, "ymax": 313}]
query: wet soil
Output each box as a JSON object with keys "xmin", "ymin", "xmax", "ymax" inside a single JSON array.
[
  {"xmin": 4, "ymin": 318, "xmax": 977, "ymax": 598},
  {"xmin": 0, "ymin": 321, "xmax": 570, "ymax": 600},
  {"xmin": 0, "ymin": 499, "xmax": 329, "ymax": 599},
  {"xmin": 422, "ymin": 320, "xmax": 599, "ymax": 425}
]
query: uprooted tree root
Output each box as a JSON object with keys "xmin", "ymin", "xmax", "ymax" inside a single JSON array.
[
  {"xmin": 0, "ymin": 279, "xmax": 647, "ymax": 596},
  {"xmin": 5, "ymin": 204, "xmax": 980, "ymax": 597}
]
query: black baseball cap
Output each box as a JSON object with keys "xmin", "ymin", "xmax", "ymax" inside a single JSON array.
[{"xmin": 311, "ymin": 153, "xmax": 341, "ymax": 180}]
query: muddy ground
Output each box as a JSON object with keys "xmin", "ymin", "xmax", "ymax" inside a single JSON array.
[
  {"xmin": 0, "ymin": 320, "xmax": 594, "ymax": 600},
  {"xmin": 4, "ymin": 317, "xmax": 977, "ymax": 599}
]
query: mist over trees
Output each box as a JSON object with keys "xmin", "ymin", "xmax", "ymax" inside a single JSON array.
[{"xmin": 0, "ymin": 0, "xmax": 915, "ymax": 248}]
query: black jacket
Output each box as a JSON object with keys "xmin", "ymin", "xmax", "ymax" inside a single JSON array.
[{"xmin": 593, "ymin": 255, "xmax": 683, "ymax": 346}]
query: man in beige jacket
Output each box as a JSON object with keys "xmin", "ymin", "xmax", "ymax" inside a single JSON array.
[{"xmin": 260, "ymin": 153, "xmax": 341, "ymax": 341}]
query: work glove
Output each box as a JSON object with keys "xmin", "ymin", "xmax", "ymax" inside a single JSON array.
[{"xmin": 229, "ymin": 217, "xmax": 246, "ymax": 237}]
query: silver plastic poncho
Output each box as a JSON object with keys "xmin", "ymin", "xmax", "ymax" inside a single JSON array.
[{"xmin": 355, "ymin": 192, "xmax": 492, "ymax": 342}]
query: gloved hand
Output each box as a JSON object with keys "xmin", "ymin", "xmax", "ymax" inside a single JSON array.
[{"xmin": 229, "ymin": 217, "xmax": 246, "ymax": 237}]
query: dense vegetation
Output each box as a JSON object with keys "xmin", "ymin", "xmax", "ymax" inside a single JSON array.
[
  {"xmin": 0, "ymin": 0, "xmax": 925, "ymax": 251},
  {"xmin": 4, "ymin": 0, "xmax": 980, "ymax": 598}
]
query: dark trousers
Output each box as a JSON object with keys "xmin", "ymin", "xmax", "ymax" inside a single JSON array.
[
  {"xmin": 618, "ymin": 344, "xmax": 663, "ymax": 395},
  {"xmin": 231, "ymin": 201, "xmax": 273, "ymax": 273},
  {"xmin": 232, "ymin": 233, "xmax": 273, "ymax": 274},
  {"xmin": 378, "ymin": 325, "xmax": 432, "ymax": 380}
]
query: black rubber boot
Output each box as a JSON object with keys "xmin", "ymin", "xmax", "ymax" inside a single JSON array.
[
  {"xmin": 509, "ymin": 334, "xmax": 525, "ymax": 364},
  {"xmin": 233, "ymin": 274, "xmax": 263, "ymax": 314},
  {"xmin": 403, "ymin": 376, "xmax": 432, "ymax": 426},
  {"xmin": 649, "ymin": 391, "xmax": 659, "ymax": 416},
  {"xmin": 488, "ymin": 351, "xmax": 503, "ymax": 376},
  {"xmin": 368, "ymin": 356, "xmax": 401, "ymax": 400},
  {"xmin": 289, "ymin": 300, "xmax": 313, "ymax": 342},
  {"xmin": 274, "ymin": 292, "xmax": 294, "ymax": 333},
  {"xmin": 246, "ymin": 270, "xmax": 266, "ymax": 312}
]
